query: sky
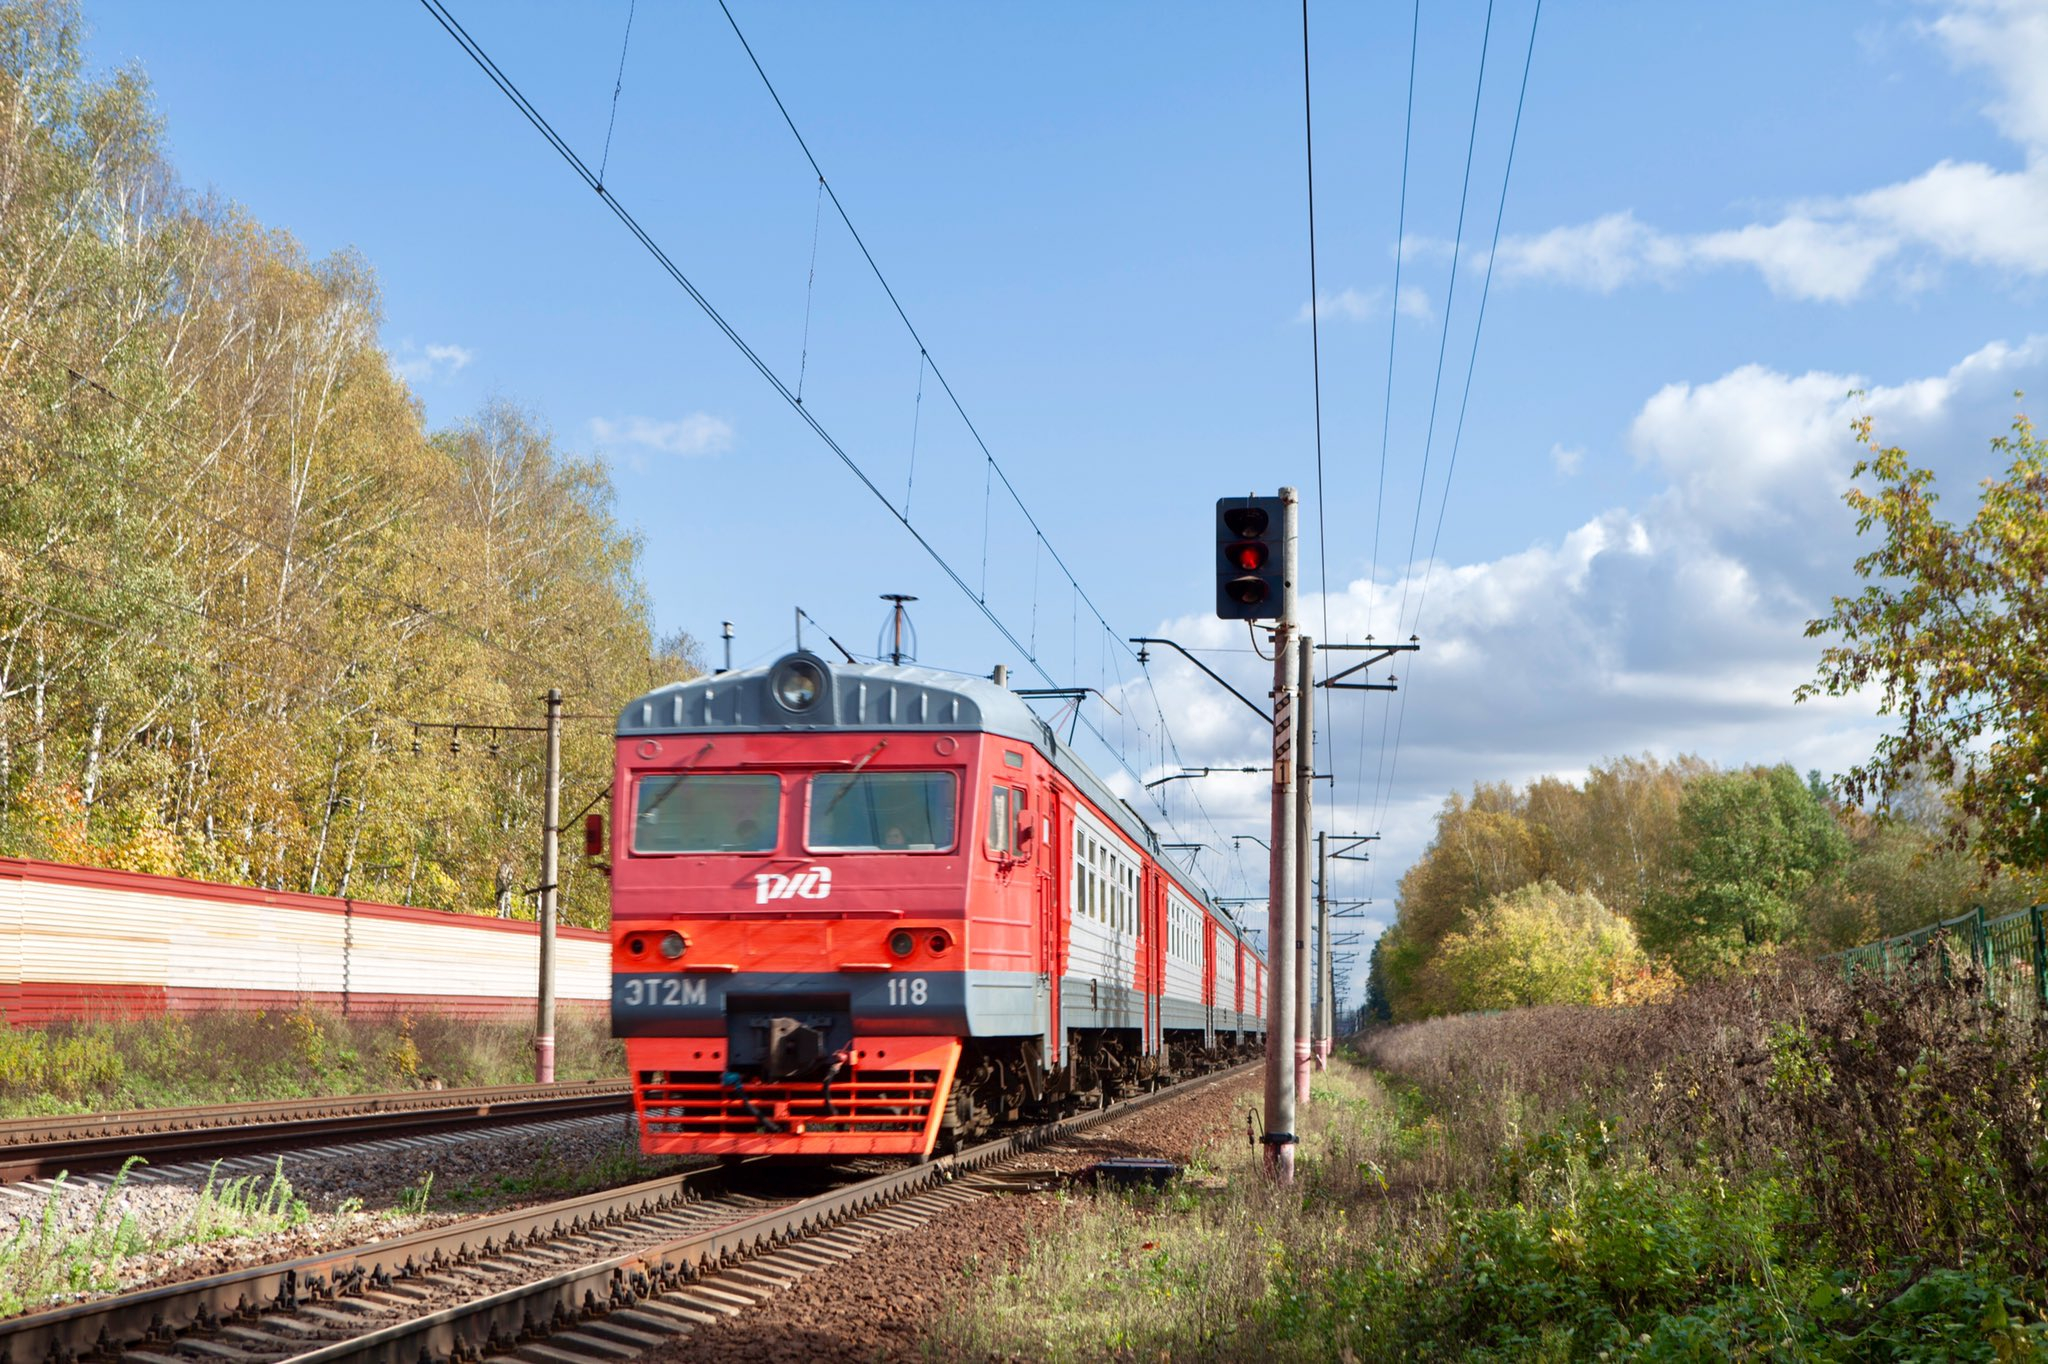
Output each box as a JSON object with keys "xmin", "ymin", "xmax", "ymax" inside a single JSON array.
[{"xmin": 82, "ymin": 0, "xmax": 2048, "ymax": 1004}]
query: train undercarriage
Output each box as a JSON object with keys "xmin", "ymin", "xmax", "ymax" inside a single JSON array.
[
  {"xmin": 937, "ymin": 1029, "xmax": 1266, "ymax": 1150},
  {"xmin": 629, "ymin": 1024, "xmax": 1265, "ymax": 1160}
]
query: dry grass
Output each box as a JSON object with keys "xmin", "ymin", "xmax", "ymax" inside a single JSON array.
[
  {"xmin": 935, "ymin": 957, "xmax": 2048, "ymax": 1360},
  {"xmin": 932, "ymin": 1063, "xmax": 1455, "ymax": 1362}
]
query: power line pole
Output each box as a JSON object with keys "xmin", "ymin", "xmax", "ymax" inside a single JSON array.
[
  {"xmin": 1294, "ymin": 632, "xmax": 1314, "ymax": 1109},
  {"xmin": 537, "ymin": 686, "xmax": 562, "ymax": 1085},
  {"xmin": 1317, "ymin": 832, "xmax": 1378, "ymax": 1058},
  {"xmin": 1262, "ymin": 489, "xmax": 1299, "ymax": 1182},
  {"xmin": 1315, "ymin": 831, "xmax": 1328, "ymax": 1069}
]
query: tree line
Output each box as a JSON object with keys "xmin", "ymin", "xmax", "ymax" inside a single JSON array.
[
  {"xmin": 0, "ymin": 2, "xmax": 694, "ymax": 927},
  {"xmin": 1365, "ymin": 756, "xmax": 2042, "ymax": 1021}
]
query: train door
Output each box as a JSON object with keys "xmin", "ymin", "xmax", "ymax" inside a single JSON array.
[
  {"xmin": 1142, "ymin": 867, "xmax": 1163, "ymax": 1058},
  {"xmin": 1202, "ymin": 919, "xmax": 1217, "ymax": 1048},
  {"xmin": 1037, "ymin": 783, "xmax": 1065, "ymax": 1065}
]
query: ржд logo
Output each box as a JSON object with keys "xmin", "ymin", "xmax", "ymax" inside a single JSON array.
[{"xmin": 754, "ymin": 867, "xmax": 833, "ymax": 904}]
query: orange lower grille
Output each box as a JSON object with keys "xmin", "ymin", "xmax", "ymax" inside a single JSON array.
[{"xmin": 628, "ymin": 1036, "xmax": 961, "ymax": 1157}]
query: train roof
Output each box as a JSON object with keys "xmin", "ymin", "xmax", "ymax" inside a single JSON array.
[{"xmin": 618, "ymin": 654, "xmax": 1258, "ymax": 953}]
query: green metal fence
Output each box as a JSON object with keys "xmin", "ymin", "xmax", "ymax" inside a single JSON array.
[{"xmin": 1834, "ymin": 904, "xmax": 2048, "ymax": 1018}]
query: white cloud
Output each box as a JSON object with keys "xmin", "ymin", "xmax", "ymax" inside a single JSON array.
[
  {"xmin": 1550, "ymin": 442, "xmax": 1584, "ymax": 475},
  {"xmin": 1926, "ymin": 0, "xmax": 2048, "ymax": 151},
  {"xmin": 1852, "ymin": 159, "xmax": 2048, "ymax": 274},
  {"xmin": 1480, "ymin": 1, "xmax": 2048, "ymax": 301},
  {"xmin": 1294, "ymin": 285, "xmax": 1432, "ymax": 324},
  {"xmin": 1486, "ymin": 211, "xmax": 1899, "ymax": 303},
  {"xmin": 1489, "ymin": 211, "xmax": 1688, "ymax": 291},
  {"xmin": 588, "ymin": 414, "xmax": 735, "ymax": 458},
  {"xmin": 390, "ymin": 341, "xmax": 474, "ymax": 384},
  {"xmin": 1689, "ymin": 217, "xmax": 1900, "ymax": 302}
]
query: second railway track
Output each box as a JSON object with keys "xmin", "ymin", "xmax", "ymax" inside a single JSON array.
[{"xmin": 0, "ymin": 1063, "xmax": 1254, "ymax": 1363}]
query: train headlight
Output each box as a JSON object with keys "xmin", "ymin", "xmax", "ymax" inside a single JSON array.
[
  {"xmin": 887, "ymin": 929, "xmax": 916, "ymax": 959},
  {"xmin": 769, "ymin": 654, "xmax": 827, "ymax": 714},
  {"xmin": 659, "ymin": 931, "xmax": 688, "ymax": 960}
]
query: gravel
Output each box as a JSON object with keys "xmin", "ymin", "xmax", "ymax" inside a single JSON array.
[{"xmin": 652, "ymin": 1068, "xmax": 1264, "ymax": 1364}]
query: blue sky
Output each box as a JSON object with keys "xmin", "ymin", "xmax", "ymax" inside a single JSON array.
[{"xmin": 85, "ymin": 1, "xmax": 2048, "ymax": 999}]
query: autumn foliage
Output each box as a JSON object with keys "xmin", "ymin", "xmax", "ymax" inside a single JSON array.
[
  {"xmin": 0, "ymin": 3, "xmax": 693, "ymax": 924},
  {"xmin": 1370, "ymin": 754, "xmax": 2029, "ymax": 1022}
]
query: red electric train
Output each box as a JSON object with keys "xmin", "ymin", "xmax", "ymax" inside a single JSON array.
[{"xmin": 601, "ymin": 651, "xmax": 1266, "ymax": 1159}]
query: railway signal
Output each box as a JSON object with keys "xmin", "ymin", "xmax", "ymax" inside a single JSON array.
[
  {"xmin": 1224, "ymin": 486, "xmax": 1299, "ymax": 1183},
  {"xmin": 1215, "ymin": 495, "xmax": 1287, "ymax": 620}
]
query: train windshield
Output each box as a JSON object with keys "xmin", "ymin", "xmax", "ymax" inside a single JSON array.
[
  {"xmin": 806, "ymin": 771, "xmax": 957, "ymax": 852},
  {"xmin": 633, "ymin": 773, "xmax": 779, "ymax": 852}
]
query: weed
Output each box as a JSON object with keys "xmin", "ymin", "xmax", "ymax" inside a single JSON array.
[
  {"xmin": 0, "ymin": 1160, "xmax": 145, "ymax": 1315},
  {"xmin": 182, "ymin": 1157, "xmax": 309, "ymax": 1242},
  {"xmin": 396, "ymin": 1171, "xmax": 435, "ymax": 1217}
]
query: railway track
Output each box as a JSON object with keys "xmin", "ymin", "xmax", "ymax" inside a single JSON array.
[
  {"xmin": 0, "ymin": 1081, "xmax": 630, "ymax": 1183},
  {"xmin": 0, "ymin": 1063, "xmax": 1253, "ymax": 1363}
]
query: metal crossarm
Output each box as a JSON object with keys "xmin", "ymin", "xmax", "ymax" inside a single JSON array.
[{"xmin": 1315, "ymin": 640, "xmax": 1420, "ymax": 691}]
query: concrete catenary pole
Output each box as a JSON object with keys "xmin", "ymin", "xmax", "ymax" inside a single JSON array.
[
  {"xmin": 536, "ymin": 686, "xmax": 562, "ymax": 1084},
  {"xmin": 1315, "ymin": 832, "xmax": 1332, "ymax": 1068},
  {"xmin": 1263, "ymin": 488, "xmax": 1299, "ymax": 1181},
  {"xmin": 1294, "ymin": 634, "xmax": 1314, "ymax": 1108}
]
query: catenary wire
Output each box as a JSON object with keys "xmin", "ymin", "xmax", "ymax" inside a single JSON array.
[{"xmin": 596, "ymin": 0, "xmax": 637, "ymax": 186}]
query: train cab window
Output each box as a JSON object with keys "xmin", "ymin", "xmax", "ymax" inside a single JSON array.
[
  {"xmin": 634, "ymin": 773, "xmax": 779, "ymax": 853},
  {"xmin": 807, "ymin": 771, "xmax": 956, "ymax": 851},
  {"xmin": 987, "ymin": 785, "xmax": 1013, "ymax": 855}
]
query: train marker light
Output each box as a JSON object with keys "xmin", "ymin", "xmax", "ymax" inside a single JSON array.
[
  {"xmin": 887, "ymin": 929, "xmax": 917, "ymax": 959},
  {"xmin": 659, "ymin": 931, "xmax": 687, "ymax": 960},
  {"xmin": 1216, "ymin": 495, "xmax": 1286, "ymax": 621}
]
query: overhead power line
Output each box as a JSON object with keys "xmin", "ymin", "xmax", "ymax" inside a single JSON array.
[
  {"xmin": 1368, "ymin": 0, "xmax": 1498, "ymax": 835},
  {"xmin": 1375, "ymin": 0, "xmax": 1544, "ymax": 837},
  {"xmin": 1353, "ymin": 0, "xmax": 1424, "ymax": 843},
  {"xmin": 1300, "ymin": 0, "xmax": 1341, "ymax": 838}
]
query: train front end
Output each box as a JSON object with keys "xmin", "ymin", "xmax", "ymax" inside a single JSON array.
[{"xmin": 607, "ymin": 652, "xmax": 989, "ymax": 1159}]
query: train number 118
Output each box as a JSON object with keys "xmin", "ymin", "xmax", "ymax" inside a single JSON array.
[{"xmin": 886, "ymin": 976, "xmax": 928, "ymax": 1006}]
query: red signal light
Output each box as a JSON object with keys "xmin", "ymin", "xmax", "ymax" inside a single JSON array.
[{"xmin": 1227, "ymin": 542, "xmax": 1268, "ymax": 572}]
